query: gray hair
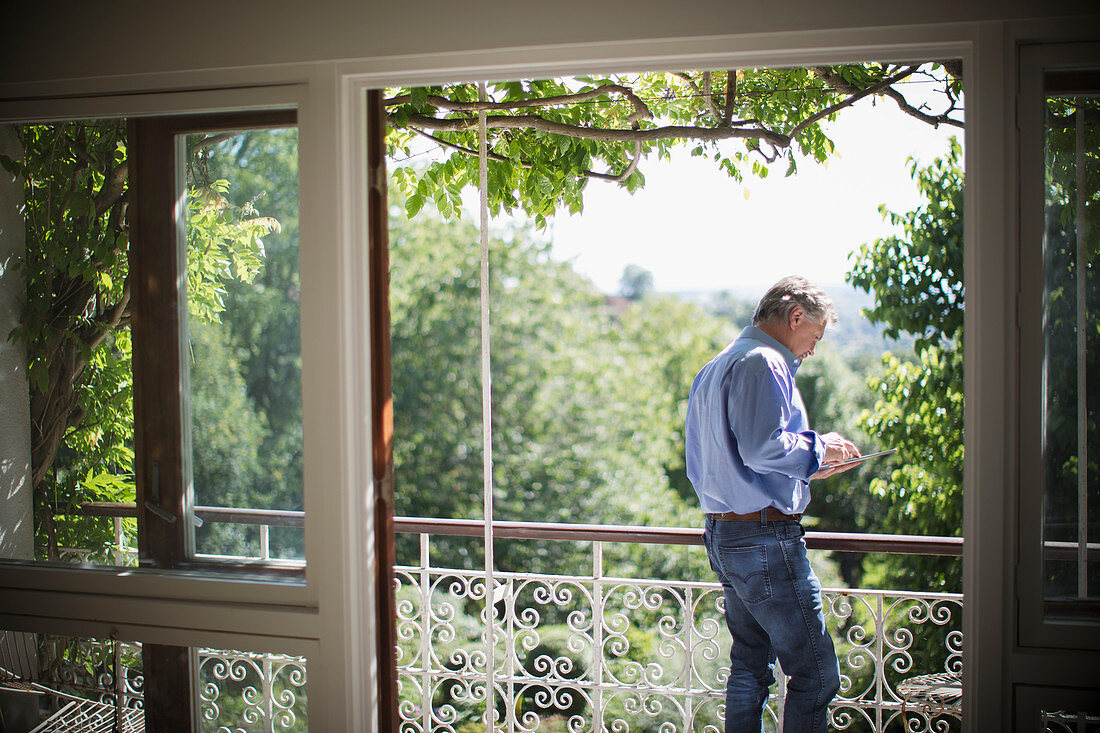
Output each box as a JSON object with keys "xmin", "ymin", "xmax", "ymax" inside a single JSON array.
[{"xmin": 752, "ymin": 276, "xmax": 838, "ymax": 326}]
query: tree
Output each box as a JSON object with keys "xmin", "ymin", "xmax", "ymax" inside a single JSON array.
[
  {"xmin": 188, "ymin": 319, "xmax": 268, "ymax": 557},
  {"xmin": 614, "ymin": 293, "xmax": 734, "ymax": 503},
  {"xmin": 186, "ymin": 128, "xmax": 305, "ymax": 559},
  {"xmin": 847, "ymin": 138, "xmax": 964, "ymax": 592},
  {"xmin": 386, "ymin": 64, "xmax": 963, "ymax": 226},
  {"xmin": 0, "ymin": 122, "xmax": 278, "ymax": 559},
  {"xmin": 618, "ymin": 264, "xmax": 654, "ymax": 300},
  {"xmin": 388, "ymin": 211, "xmax": 719, "ymax": 576}
]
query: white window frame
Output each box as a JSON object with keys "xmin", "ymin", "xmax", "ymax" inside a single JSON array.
[{"xmin": 0, "ymin": 78, "xmax": 381, "ymax": 730}]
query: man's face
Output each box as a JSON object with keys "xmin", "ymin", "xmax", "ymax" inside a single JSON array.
[{"xmin": 789, "ymin": 310, "xmax": 826, "ymax": 360}]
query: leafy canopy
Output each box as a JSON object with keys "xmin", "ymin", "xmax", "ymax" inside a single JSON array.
[
  {"xmin": 848, "ymin": 139, "xmax": 964, "ymax": 591},
  {"xmin": 386, "ymin": 64, "xmax": 963, "ymax": 227}
]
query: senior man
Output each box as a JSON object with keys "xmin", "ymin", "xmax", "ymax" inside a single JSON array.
[{"xmin": 685, "ymin": 276, "xmax": 861, "ymax": 732}]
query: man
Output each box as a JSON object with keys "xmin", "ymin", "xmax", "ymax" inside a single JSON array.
[{"xmin": 685, "ymin": 276, "xmax": 861, "ymax": 732}]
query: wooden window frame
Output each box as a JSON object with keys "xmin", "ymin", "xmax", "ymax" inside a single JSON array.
[
  {"xmin": 1017, "ymin": 41, "xmax": 1100, "ymax": 653},
  {"xmin": 130, "ymin": 109, "xmax": 302, "ymax": 576},
  {"xmin": 129, "ymin": 109, "xmax": 304, "ymax": 731},
  {"xmin": 367, "ymin": 89, "xmax": 399, "ymax": 731}
]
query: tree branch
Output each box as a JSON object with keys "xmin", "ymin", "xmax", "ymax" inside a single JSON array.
[
  {"xmin": 388, "ymin": 83, "xmax": 653, "ymax": 125},
  {"xmin": 671, "ymin": 72, "xmax": 724, "ymax": 125},
  {"xmin": 617, "ymin": 142, "xmax": 642, "ymax": 183},
  {"xmin": 410, "ymin": 128, "xmax": 620, "ymax": 182},
  {"xmin": 879, "ymin": 84, "xmax": 965, "ymax": 129},
  {"xmin": 788, "ymin": 66, "xmax": 922, "ymax": 140},
  {"xmin": 723, "ymin": 70, "xmax": 737, "ymax": 124},
  {"xmin": 700, "ymin": 72, "xmax": 722, "ymax": 121},
  {"xmin": 938, "ymin": 59, "xmax": 963, "ymax": 82},
  {"xmin": 811, "ymin": 65, "xmax": 963, "ymax": 132},
  {"xmin": 190, "ymin": 132, "xmax": 238, "ymax": 153},
  {"xmin": 81, "ymin": 279, "xmax": 131, "ymax": 353},
  {"xmin": 396, "ymin": 113, "xmax": 792, "ymax": 149},
  {"xmin": 94, "ymin": 161, "xmax": 127, "ymax": 216}
]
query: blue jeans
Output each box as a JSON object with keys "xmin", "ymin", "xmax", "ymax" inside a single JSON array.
[{"xmin": 703, "ymin": 514, "xmax": 841, "ymax": 733}]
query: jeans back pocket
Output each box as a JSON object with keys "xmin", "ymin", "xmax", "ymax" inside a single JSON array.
[{"xmin": 717, "ymin": 544, "xmax": 772, "ymax": 604}]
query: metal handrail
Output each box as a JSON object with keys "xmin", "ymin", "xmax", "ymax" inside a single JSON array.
[
  {"xmin": 393, "ymin": 515, "xmax": 965, "ymax": 556},
  {"xmin": 70, "ymin": 502, "xmax": 964, "ymax": 556}
]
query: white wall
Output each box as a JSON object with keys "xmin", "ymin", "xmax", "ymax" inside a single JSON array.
[
  {"xmin": 0, "ymin": 125, "xmax": 32, "ymax": 561},
  {"xmin": 1, "ymin": 0, "xmax": 1098, "ymax": 86}
]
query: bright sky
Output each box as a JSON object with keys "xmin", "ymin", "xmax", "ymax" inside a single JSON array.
[{"xmin": 544, "ymin": 87, "xmax": 962, "ymax": 295}]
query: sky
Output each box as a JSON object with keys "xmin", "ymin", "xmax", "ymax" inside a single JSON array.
[{"xmin": 543, "ymin": 84, "xmax": 961, "ymax": 296}]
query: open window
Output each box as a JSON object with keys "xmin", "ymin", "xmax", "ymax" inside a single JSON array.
[
  {"xmin": 0, "ymin": 110, "xmax": 304, "ymax": 573},
  {"xmin": 0, "ymin": 106, "xmax": 311, "ymax": 730},
  {"xmin": 130, "ymin": 111, "xmax": 304, "ymax": 573},
  {"xmin": 1019, "ymin": 43, "xmax": 1100, "ymax": 654}
]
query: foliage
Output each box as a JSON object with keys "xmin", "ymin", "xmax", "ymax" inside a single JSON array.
[
  {"xmin": 796, "ymin": 344, "xmax": 891, "ymax": 588},
  {"xmin": 188, "ymin": 319, "xmax": 268, "ymax": 557},
  {"xmin": 1, "ymin": 121, "xmax": 131, "ymax": 558},
  {"xmin": 847, "ymin": 138, "xmax": 964, "ymax": 592},
  {"xmin": 388, "ymin": 211, "xmax": 725, "ymax": 577},
  {"xmin": 184, "ymin": 128, "xmax": 304, "ymax": 560},
  {"xmin": 618, "ymin": 263, "xmax": 654, "ymax": 301},
  {"xmin": 614, "ymin": 291, "xmax": 734, "ymax": 505},
  {"xmin": 1039, "ymin": 97, "xmax": 1099, "ymax": 598},
  {"xmin": 386, "ymin": 65, "xmax": 962, "ymax": 227},
  {"xmin": 1, "ymin": 121, "xmax": 279, "ymax": 560},
  {"xmin": 848, "ymin": 138, "xmax": 964, "ymax": 354},
  {"xmin": 185, "ymin": 179, "xmax": 275, "ymax": 324}
]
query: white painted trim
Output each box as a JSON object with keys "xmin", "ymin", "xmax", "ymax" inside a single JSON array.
[
  {"xmin": 0, "ymin": 84, "xmax": 301, "ymax": 123},
  {"xmin": 0, "ymin": 589, "xmax": 317, "ymax": 647},
  {"xmin": 0, "ymin": 612, "xmax": 317, "ymax": 659},
  {"xmin": 0, "ymin": 23, "xmax": 980, "ymax": 104},
  {"xmin": 0, "ymin": 563, "xmax": 309, "ymax": 606},
  {"xmin": 298, "ymin": 61, "xmax": 379, "ymax": 732},
  {"xmin": 962, "ymin": 21, "xmax": 1012, "ymax": 731},
  {"xmin": 333, "ymin": 24, "xmax": 979, "ymax": 88}
]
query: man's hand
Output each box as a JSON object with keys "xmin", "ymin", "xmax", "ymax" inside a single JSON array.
[{"xmin": 811, "ymin": 432, "xmax": 861, "ymax": 480}]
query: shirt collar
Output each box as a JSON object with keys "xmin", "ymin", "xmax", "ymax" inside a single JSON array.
[{"xmin": 740, "ymin": 325, "xmax": 801, "ymax": 374}]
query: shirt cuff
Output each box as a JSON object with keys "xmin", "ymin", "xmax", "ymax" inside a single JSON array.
[{"xmin": 806, "ymin": 431, "xmax": 825, "ymax": 477}]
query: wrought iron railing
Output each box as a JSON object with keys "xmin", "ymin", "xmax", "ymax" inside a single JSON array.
[
  {"xmin": 51, "ymin": 505, "xmax": 966, "ymax": 731},
  {"xmin": 392, "ymin": 517, "xmax": 963, "ymax": 733},
  {"xmin": 4, "ymin": 634, "xmax": 308, "ymax": 733}
]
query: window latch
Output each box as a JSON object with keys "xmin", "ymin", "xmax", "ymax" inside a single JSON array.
[{"xmin": 144, "ymin": 461, "xmax": 177, "ymax": 524}]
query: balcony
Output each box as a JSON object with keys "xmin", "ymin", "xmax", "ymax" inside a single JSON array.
[
  {"xmin": 392, "ymin": 518, "xmax": 962, "ymax": 733},
  {"xmin": 24, "ymin": 505, "xmax": 964, "ymax": 732}
]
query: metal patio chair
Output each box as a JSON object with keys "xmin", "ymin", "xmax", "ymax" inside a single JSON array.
[{"xmin": 1, "ymin": 631, "xmax": 144, "ymax": 733}]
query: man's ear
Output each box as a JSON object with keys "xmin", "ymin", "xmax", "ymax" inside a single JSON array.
[{"xmin": 788, "ymin": 306, "xmax": 805, "ymax": 328}]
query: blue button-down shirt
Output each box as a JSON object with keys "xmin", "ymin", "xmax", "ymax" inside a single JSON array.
[{"xmin": 685, "ymin": 326, "xmax": 825, "ymax": 515}]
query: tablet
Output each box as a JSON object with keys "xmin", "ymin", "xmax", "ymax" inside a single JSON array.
[{"xmin": 821, "ymin": 447, "xmax": 898, "ymax": 468}]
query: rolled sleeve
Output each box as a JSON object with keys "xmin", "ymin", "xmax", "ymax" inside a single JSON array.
[
  {"xmin": 729, "ymin": 353, "xmax": 820, "ymax": 481},
  {"xmin": 805, "ymin": 430, "xmax": 825, "ymax": 478}
]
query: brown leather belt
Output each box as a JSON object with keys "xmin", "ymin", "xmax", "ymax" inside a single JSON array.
[{"xmin": 707, "ymin": 509, "xmax": 802, "ymax": 522}]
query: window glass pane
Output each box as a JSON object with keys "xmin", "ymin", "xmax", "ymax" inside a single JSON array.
[
  {"xmin": 1043, "ymin": 92, "xmax": 1100, "ymax": 610},
  {"xmin": 0, "ymin": 120, "xmax": 136, "ymax": 566},
  {"xmin": 180, "ymin": 127, "xmax": 303, "ymax": 564}
]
